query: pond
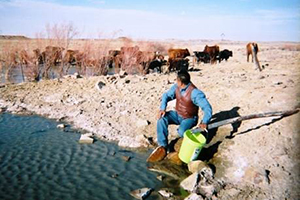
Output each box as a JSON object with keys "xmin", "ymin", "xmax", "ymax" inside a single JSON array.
[
  {"xmin": 0, "ymin": 113, "xmax": 164, "ymax": 200},
  {"xmin": 0, "ymin": 65, "xmax": 116, "ymax": 84}
]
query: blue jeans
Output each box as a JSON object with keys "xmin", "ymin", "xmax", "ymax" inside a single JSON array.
[{"xmin": 157, "ymin": 111, "xmax": 198, "ymax": 147}]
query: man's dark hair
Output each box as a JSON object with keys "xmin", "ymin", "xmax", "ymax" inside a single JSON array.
[{"xmin": 177, "ymin": 70, "xmax": 191, "ymax": 85}]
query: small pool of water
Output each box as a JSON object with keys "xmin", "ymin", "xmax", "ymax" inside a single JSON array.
[
  {"xmin": 0, "ymin": 113, "xmax": 162, "ymax": 200},
  {"xmin": 1, "ymin": 65, "xmax": 116, "ymax": 84}
]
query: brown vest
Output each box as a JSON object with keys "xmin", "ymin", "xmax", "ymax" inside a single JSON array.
[{"xmin": 175, "ymin": 83, "xmax": 199, "ymax": 119}]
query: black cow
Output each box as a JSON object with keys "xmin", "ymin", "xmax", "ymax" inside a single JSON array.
[
  {"xmin": 147, "ymin": 60, "xmax": 163, "ymax": 73},
  {"xmin": 169, "ymin": 58, "xmax": 189, "ymax": 72},
  {"xmin": 217, "ymin": 49, "xmax": 233, "ymax": 63},
  {"xmin": 193, "ymin": 51, "xmax": 210, "ymax": 64}
]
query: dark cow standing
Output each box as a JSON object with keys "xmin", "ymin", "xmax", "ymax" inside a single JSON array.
[
  {"xmin": 148, "ymin": 55, "xmax": 167, "ymax": 73},
  {"xmin": 147, "ymin": 54, "xmax": 167, "ymax": 74},
  {"xmin": 168, "ymin": 58, "xmax": 189, "ymax": 72},
  {"xmin": 203, "ymin": 45, "xmax": 220, "ymax": 64},
  {"xmin": 193, "ymin": 51, "xmax": 210, "ymax": 64},
  {"xmin": 217, "ymin": 49, "xmax": 233, "ymax": 63}
]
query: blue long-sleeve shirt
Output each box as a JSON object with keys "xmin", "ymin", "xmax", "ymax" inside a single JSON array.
[{"xmin": 160, "ymin": 83, "xmax": 212, "ymax": 124}]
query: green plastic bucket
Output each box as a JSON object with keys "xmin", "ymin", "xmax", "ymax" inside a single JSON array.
[{"xmin": 178, "ymin": 129, "xmax": 206, "ymax": 164}]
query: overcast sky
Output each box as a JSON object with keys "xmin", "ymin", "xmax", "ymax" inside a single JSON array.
[{"xmin": 0, "ymin": 0, "xmax": 299, "ymax": 41}]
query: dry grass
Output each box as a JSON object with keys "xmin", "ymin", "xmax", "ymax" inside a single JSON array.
[{"xmin": 280, "ymin": 44, "xmax": 300, "ymax": 51}]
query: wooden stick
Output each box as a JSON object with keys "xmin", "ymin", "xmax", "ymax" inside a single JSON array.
[{"xmin": 192, "ymin": 108, "xmax": 299, "ymax": 133}]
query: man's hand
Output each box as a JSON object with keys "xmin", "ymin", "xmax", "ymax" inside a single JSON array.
[
  {"xmin": 157, "ymin": 110, "xmax": 166, "ymax": 119},
  {"xmin": 198, "ymin": 123, "xmax": 207, "ymax": 131}
]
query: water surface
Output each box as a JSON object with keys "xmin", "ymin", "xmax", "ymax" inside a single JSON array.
[{"xmin": 0, "ymin": 113, "xmax": 162, "ymax": 200}]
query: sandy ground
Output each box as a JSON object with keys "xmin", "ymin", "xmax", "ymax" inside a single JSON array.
[{"xmin": 0, "ymin": 41, "xmax": 300, "ymax": 199}]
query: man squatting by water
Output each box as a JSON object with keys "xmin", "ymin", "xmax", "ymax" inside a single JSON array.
[{"xmin": 147, "ymin": 70, "xmax": 212, "ymax": 162}]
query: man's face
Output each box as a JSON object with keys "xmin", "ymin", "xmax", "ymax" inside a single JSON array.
[{"xmin": 176, "ymin": 78, "xmax": 184, "ymax": 88}]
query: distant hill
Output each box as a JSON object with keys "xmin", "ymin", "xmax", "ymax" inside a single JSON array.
[{"xmin": 0, "ymin": 35, "xmax": 30, "ymax": 40}]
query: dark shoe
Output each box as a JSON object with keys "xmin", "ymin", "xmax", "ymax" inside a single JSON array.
[{"xmin": 147, "ymin": 146, "xmax": 167, "ymax": 162}]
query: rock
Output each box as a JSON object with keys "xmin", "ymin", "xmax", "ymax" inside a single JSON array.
[
  {"xmin": 72, "ymin": 72, "xmax": 82, "ymax": 79},
  {"xmin": 184, "ymin": 193, "xmax": 203, "ymax": 200},
  {"xmin": 174, "ymin": 138, "xmax": 183, "ymax": 152},
  {"xmin": 199, "ymin": 166, "xmax": 214, "ymax": 181},
  {"xmin": 221, "ymin": 187, "xmax": 240, "ymax": 198},
  {"xmin": 95, "ymin": 81, "xmax": 106, "ymax": 90},
  {"xmin": 125, "ymin": 79, "xmax": 130, "ymax": 84},
  {"xmin": 111, "ymin": 173, "xmax": 118, "ymax": 178},
  {"xmin": 274, "ymin": 82, "xmax": 283, "ymax": 85},
  {"xmin": 166, "ymin": 152, "xmax": 182, "ymax": 165},
  {"xmin": 158, "ymin": 189, "xmax": 173, "ymax": 198},
  {"xmin": 148, "ymin": 160, "xmax": 190, "ymax": 180},
  {"xmin": 130, "ymin": 188, "xmax": 153, "ymax": 200},
  {"xmin": 122, "ymin": 155, "xmax": 131, "ymax": 162},
  {"xmin": 188, "ymin": 160, "xmax": 210, "ymax": 174},
  {"xmin": 0, "ymin": 107, "xmax": 5, "ymax": 113},
  {"xmin": 243, "ymin": 167, "xmax": 270, "ymax": 185},
  {"xmin": 180, "ymin": 172, "xmax": 200, "ymax": 192},
  {"xmin": 143, "ymin": 135, "xmax": 155, "ymax": 146},
  {"xmin": 79, "ymin": 134, "xmax": 94, "ymax": 144},
  {"xmin": 136, "ymin": 119, "xmax": 150, "ymax": 127},
  {"xmin": 156, "ymin": 175, "xmax": 164, "ymax": 181},
  {"xmin": 57, "ymin": 124, "xmax": 66, "ymax": 129},
  {"xmin": 198, "ymin": 183, "xmax": 215, "ymax": 198},
  {"xmin": 119, "ymin": 70, "xmax": 127, "ymax": 76}
]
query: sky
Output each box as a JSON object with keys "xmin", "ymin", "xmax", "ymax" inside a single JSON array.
[{"xmin": 0, "ymin": 0, "xmax": 299, "ymax": 41}]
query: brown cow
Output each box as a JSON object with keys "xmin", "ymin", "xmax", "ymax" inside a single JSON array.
[
  {"xmin": 44, "ymin": 46, "xmax": 65, "ymax": 66},
  {"xmin": 168, "ymin": 48, "xmax": 190, "ymax": 59},
  {"xmin": 108, "ymin": 50, "xmax": 121, "ymax": 57},
  {"xmin": 137, "ymin": 51, "xmax": 156, "ymax": 73},
  {"xmin": 107, "ymin": 50, "xmax": 122, "ymax": 69},
  {"xmin": 42, "ymin": 46, "xmax": 65, "ymax": 77},
  {"xmin": 63, "ymin": 49, "xmax": 81, "ymax": 73},
  {"xmin": 113, "ymin": 54, "xmax": 122, "ymax": 73},
  {"xmin": 167, "ymin": 48, "xmax": 190, "ymax": 73},
  {"xmin": 33, "ymin": 48, "xmax": 45, "ymax": 65},
  {"xmin": 64, "ymin": 50, "xmax": 79, "ymax": 65},
  {"xmin": 119, "ymin": 46, "xmax": 140, "ymax": 73},
  {"xmin": 120, "ymin": 46, "xmax": 139, "ymax": 54},
  {"xmin": 19, "ymin": 50, "xmax": 33, "ymax": 65},
  {"xmin": 203, "ymin": 45, "xmax": 220, "ymax": 64},
  {"xmin": 246, "ymin": 42, "xmax": 259, "ymax": 62}
]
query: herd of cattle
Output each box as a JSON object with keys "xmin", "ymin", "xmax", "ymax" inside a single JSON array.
[{"xmin": 2, "ymin": 42, "xmax": 259, "ymax": 77}]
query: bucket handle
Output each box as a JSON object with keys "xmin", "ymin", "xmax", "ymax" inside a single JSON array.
[
  {"xmin": 191, "ymin": 127, "xmax": 208, "ymax": 140},
  {"xmin": 191, "ymin": 127, "xmax": 208, "ymax": 134}
]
